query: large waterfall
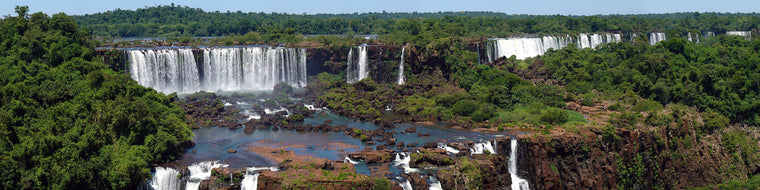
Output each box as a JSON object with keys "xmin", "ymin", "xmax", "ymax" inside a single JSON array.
[
  {"xmin": 649, "ymin": 32, "xmax": 666, "ymax": 45},
  {"xmin": 128, "ymin": 47, "xmax": 307, "ymax": 94},
  {"xmin": 347, "ymin": 45, "xmax": 369, "ymax": 83},
  {"xmin": 148, "ymin": 167, "xmax": 182, "ymax": 190},
  {"xmin": 510, "ymin": 139, "xmax": 529, "ymax": 190},
  {"xmin": 727, "ymin": 31, "xmax": 752, "ymax": 39},
  {"xmin": 488, "ymin": 33, "xmax": 621, "ymax": 61},
  {"xmin": 397, "ymin": 46, "xmax": 406, "ymax": 85}
]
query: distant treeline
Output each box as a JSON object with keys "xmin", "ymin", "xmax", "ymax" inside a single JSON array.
[{"xmin": 74, "ymin": 4, "xmax": 760, "ymax": 38}]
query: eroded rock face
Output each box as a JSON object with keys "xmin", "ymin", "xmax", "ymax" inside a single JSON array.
[{"xmin": 517, "ymin": 124, "xmax": 755, "ymax": 190}]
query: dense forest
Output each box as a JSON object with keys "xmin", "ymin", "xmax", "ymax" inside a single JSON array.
[
  {"xmin": 74, "ymin": 4, "xmax": 760, "ymax": 38},
  {"xmin": 0, "ymin": 6, "xmax": 192, "ymax": 189}
]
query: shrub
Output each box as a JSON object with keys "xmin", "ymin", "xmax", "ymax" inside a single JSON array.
[
  {"xmin": 452, "ymin": 99, "xmax": 479, "ymax": 116},
  {"xmin": 540, "ymin": 108, "xmax": 569, "ymax": 124}
]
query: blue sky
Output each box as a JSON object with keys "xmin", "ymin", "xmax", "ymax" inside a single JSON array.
[{"xmin": 3, "ymin": 0, "xmax": 759, "ymax": 17}]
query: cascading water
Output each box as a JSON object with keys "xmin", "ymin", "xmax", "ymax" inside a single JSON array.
[
  {"xmin": 727, "ymin": 31, "xmax": 752, "ymax": 39},
  {"xmin": 470, "ymin": 140, "xmax": 496, "ymax": 155},
  {"xmin": 347, "ymin": 45, "xmax": 369, "ymax": 83},
  {"xmin": 649, "ymin": 32, "xmax": 666, "ymax": 45},
  {"xmin": 510, "ymin": 139, "xmax": 529, "ymax": 190},
  {"xmin": 393, "ymin": 152, "xmax": 419, "ymax": 174},
  {"xmin": 148, "ymin": 167, "xmax": 182, "ymax": 190},
  {"xmin": 397, "ymin": 46, "xmax": 406, "ymax": 85},
  {"xmin": 396, "ymin": 176, "xmax": 413, "ymax": 190},
  {"xmin": 240, "ymin": 173, "xmax": 259, "ymax": 190},
  {"xmin": 428, "ymin": 176, "xmax": 443, "ymax": 190},
  {"xmin": 128, "ymin": 47, "xmax": 307, "ymax": 94},
  {"xmin": 185, "ymin": 161, "xmax": 229, "ymax": 190},
  {"xmin": 241, "ymin": 166, "xmax": 279, "ymax": 190},
  {"xmin": 488, "ymin": 33, "xmax": 621, "ymax": 62}
]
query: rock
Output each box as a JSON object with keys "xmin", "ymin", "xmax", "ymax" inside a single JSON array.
[
  {"xmin": 324, "ymin": 119, "xmax": 332, "ymax": 124},
  {"xmin": 423, "ymin": 142, "xmax": 437, "ymax": 149},
  {"xmin": 417, "ymin": 132, "xmax": 430, "ymax": 137},
  {"xmin": 401, "ymin": 172, "xmax": 428, "ymax": 190},
  {"xmin": 348, "ymin": 149, "xmax": 394, "ymax": 164},
  {"xmin": 404, "ymin": 127, "xmax": 417, "ymax": 133},
  {"xmin": 228, "ymin": 149, "xmax": 237, "ymax": 153},
  {"xmin": 396, "ymin": 141, "xmax": 406, "ymax": 149},
  {"xmin": 407, "ymin": 142, "xmax": 419, "ymax": 148}
]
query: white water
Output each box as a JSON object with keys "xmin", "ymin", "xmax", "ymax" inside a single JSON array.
[
  {"xmin": 185, "ymin": 161, "xmax": 229, "ymax": 190},
  {"xmin": 397, "ymin": 176, "xmax": 413, "ymax": 190},
  {"xmin": 509, "ymin": 139, "xmax": 529, "ymax": 190},
  {"xmin": 470, "ymin": 141, "xmax": 496, "ymax": 155},
  {"xmin": 428, "ymin": 176, "xmax": 443, "ymax": 190},
  {"xmin": 393, "ymin": 152, "xmax": 419, "ymax": 173},
  {"xmin": 727, "ymin": 31, "xmax": 752, "ymax": 39},
  {"xmin": 148, "ymin": 167, "xmax": 182, "ymax": 190},
  {"xmin": 240, "ymin": 173, "xmax": 259, "ymax": 190},
  {"xmin": 649, "ymin": 32, "xmax": 666, "ymax": 45},
  {"xmin": 344, "ymin": 156, "xmax": 360, "ymax": 164},
  {"xmin": 489, "ymin": 33, "xmax": 621, "ymax": 61},
  {"xmin": 128, "ymin": 47, "xmax": 307, "ymax": 94},
  {"xmin": 240, "ymin": 166, "xmax": 278, "ymax": 190},
  {"xmin": 437, "ymin": 143, "xmax": 460, "ymax": 154},
  {"xmin": 347, "ymin": 45, "xmax": 369, "ymax": 83},
  {"xmin": 397, "ymin": 46, "xmax": 406, "ymax": 85}
]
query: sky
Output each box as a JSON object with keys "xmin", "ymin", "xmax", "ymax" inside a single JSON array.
[{"xmin": 3, "ymin": 0, "xmax": 760, "ymax": 17}]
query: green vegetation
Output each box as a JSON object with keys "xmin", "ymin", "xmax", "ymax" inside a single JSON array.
[
  {"xmin": 542, "ymin": 37, "xmax": 760, "ymax": 126},
  {"xmin": 0, "ymin": 6, "xmax": 192, "ymax": 189}
]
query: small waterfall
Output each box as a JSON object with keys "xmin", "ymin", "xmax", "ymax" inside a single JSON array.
[
  {"xmin": 344, "ymin": 156, "xmax": 360, "ymax": 164},
  {"xmin": 396, "ymin": 176, "xmax": 413, "ymax": 190},
  {"xmin": 437, "ymin": 143, "xmax": 460, "ymax": 154},
  {"xmin": 428, "ymin": 176, "xmax": 443, "ymax": 190},
  {"xmin": 470, "ymin": 141, "xmax": 496, "ymax": 155},
  {"xmin": 148, "ymin": 167, "xmax": 182, "ymax": 190},
  {"xmin": 393, "ymin": 152, "xmax": 419, "ymax": 173},
  {"xmin": 240, "ymin": 166, "xmax": 278, "ymax": 190},
  {"xmin": 128, "ymin": 47, "xmax": 307, "ymax": 94},
  {"xmin": 185, "ymin": 161, "xmax": 229, "ymax": 190},
  {"xmin": 510, "ymin": 139, "xmax": 529, "ymax": 190},
  {"xmin": 240, "ymin": 173, "xmax": 259, "ymax": 190},
  {"xmin": 397, "ymin": 46, "xmax": 406, "ymax": 85},
  {"xmin": 347, "ymin": 45, "xmax": 369, "ymax": 83},
  {"xmin": 649, "ymin": 32, "xmax": 666, "ymax": 45}
]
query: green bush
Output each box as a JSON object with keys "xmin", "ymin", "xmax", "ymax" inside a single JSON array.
[
  {"xmin": 540, "ymin": 108, "xmax": 569, "ymax": 124},
  {"xmin": 452, "ymin": 99, "xmax": 479, "ymax": 116}
]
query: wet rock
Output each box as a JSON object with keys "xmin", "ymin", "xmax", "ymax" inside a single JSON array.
[
  {"xmin": 401, "ymin": 172, "xmax": 428, "ymax": 190},
  {"xmin": 423, "ymin": 142, "xmax": 437, "ymax": 149},
  {"xmin": 417, "ymin": 132, "xmax": 430, "ymax": 137},
  {"xmin": 404, "ymin": 127, "xmax": 417, "ymax": 133},
  {"xmin": 348, "ymin": 149, "xmax": 394, "ymax": 164},
  {"xmin": 396, "ymin": 141, "xmax": 406, "ymax": 149},
  {"xmin": 228, "ymin": 149, "xmax": 237, "ymax": 153},
  {"xmin": 407, "ymin": 142, "xmax": 419, "ymax": 148},
  {"xmin": 323, "ymin": 119, "xmax": 332, "ymax": 124}
]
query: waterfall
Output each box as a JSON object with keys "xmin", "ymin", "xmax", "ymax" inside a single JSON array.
[
  {"xmin": 347, "ymin": 45, "xmax": 369, "ymax": 83},
  {"xmin": 428, "ymin": 176, "xmax": 443, "ymax": 190},
  {"xmin": 488, "ymin": 33, "xmax": 620, "ymax": 62},
  {"xmin": 396, "ymin": 176, "xmax": 413, "ymax": 190},
  {"xmin": 148, "ymin": 167, "xmax": 182, "ymax": 190},
  {"xmin": 470, "ymin": 141, "xmax": 496, "ymax": 155},
  {"xmin": 397, "ymin": 46, "xmax": 406, "ymax": 85},
  {"xmin": 649, "ymin": 32, "xmax": 666, "ymax": 45},
  {"xmin": 240, "ymin": 166, "xmax": 278, "ymax": 190},
  {"xmin": 240, "ymin": 173, "xmax": 259, "ymax": 190},
  {"xmin": 510, "ymin": 139, "xmax": 529, "ymax": 190},
  {"xmin": 437, "ymin": 142, "xmax": 460, "ymax": 154},
  {"xmin": 727, "ymin": 31, "xmax": 752, "ymax": 39},
  {"xmin": 127, "ymin": 47, "xmax": 307, "ymax": 94},
  {"xmin": 393, "ymin": 152, "xmax": 419, "ymax": 173},
  {"xmin": 185, "ymin": 161, "xmax": 229, "ymax": 190}
]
